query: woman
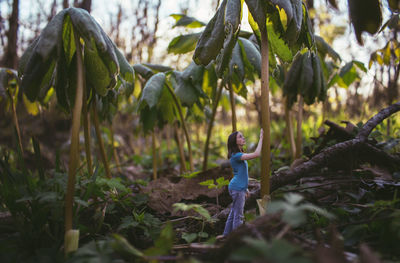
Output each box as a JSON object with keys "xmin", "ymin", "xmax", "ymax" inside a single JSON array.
[{"xmin": 222, "ymin": 129, "xmax": 263, "ymax": 236}]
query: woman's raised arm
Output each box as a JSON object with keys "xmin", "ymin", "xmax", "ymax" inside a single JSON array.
[{"xmin": 241, "ymin": 129, "xmax": 263, "ymax": 161}]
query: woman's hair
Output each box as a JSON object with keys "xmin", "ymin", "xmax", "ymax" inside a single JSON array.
[{"xmin": 227, "ymin": 131, "xmax": 241, "ymax": 159}]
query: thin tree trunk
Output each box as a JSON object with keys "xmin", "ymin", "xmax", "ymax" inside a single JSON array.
[
  {"xmin": 165, "ymin": 126, "xmax": 171, "ymax": 152},
  {"xmin": 64, "ymin": 30, "xmax": 84, "ymax": 254},
  {"xmin": 228, "ymin": 81, "xmax": 237, "ymax": 132},
  {"xmin": 166, "ymin": 83, "xmax": 194, "ymax": 171},
  {"xmin": 152, "ymin": 130, "xmax": 157, "ymax": 180},
  {"xmin": 63, "ymin": 0, "xmax": 69, "ymax": 8},
  {"xmin": 82, "ymin": 75, "xmax": 92, "ymax": 176},
  {"xmin": 260, "ymin": 24, "xmax": 271, "ymax": 197},
  {"xmin": 174, "ymin": 122, "xmax": 186, "ymax": 173},
  {"xmin": 296, "ymin": 96, "xmax": 304, "ymax": 159},
  {"xmin": 2, "ymin": 0, "xmax": 19, "ymax": 69},
  {"xmin": 203, "ymin": 81, "xmax": 224, "ymax": 171},
  {"xmin": 92, "ymin": 99, "xmax": 112, "ymax": 178},
  {"xmin": 109, "ymin": 121, "xmax": 122, "ymax": 173},
  {"xmin": 284, "ymin": 99, "xmax": 295, "ymax": 161},
  {"xmin": 76, "ymin": 0, "xmax": 92, "ymax": 12},
  {"xmin": 11, "ymin": 95, "xmax": 23, "ymax": 154}
]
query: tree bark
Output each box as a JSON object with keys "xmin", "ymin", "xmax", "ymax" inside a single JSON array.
[
  {"xmin": 76, "ymin": 0, "xmax": 92, "ymax": 12},
  {"xmin": 64, "ymin": 30, "xmax": 84, "ymax": 254},
  {"xmin": 2, "ymin": 0, "xmax": 19, "ymax": 69},
  {"xmin": 63, "ymin": 0, "xmax": 69, "ymax": 9},
  {"xmin": 295, "ymin": 96, "xmax": 304, "ymax": 159},
  {"xmin": 284, "ymin": 98, "xmax": 296, "ymax": 161},
  {"xmin": 203, "ymin": 81, "xmax": 224, "ymax": 171},
  {"xmin": 228, "ymin": 81, "xmax": 237, "ymax": 132},
  {"xmin": 260, "ymin": 24, "xmax": 271, "ymax": 197}
]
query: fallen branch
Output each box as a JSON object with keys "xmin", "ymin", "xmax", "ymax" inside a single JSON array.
[{"xmin": 270, "ymin": 102, "xmax": 400, "ymax": 192}]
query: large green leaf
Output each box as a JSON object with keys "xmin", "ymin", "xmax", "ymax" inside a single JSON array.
[
  {"xmin": 193, "ymin": 0, "xmax": 228, "ymax": 65},
  {"xmin": 133, "ymin": 64, "xmax": 154, "ymax": 80},
  {"xmin": 229, "ymin": 43, "xmax": 245, "ymax": 82},
  {"xmin": 348, "ymin": 0, "xmax": 382, "ymax": 45},
  {"xmin": 143, "ymin": 63, "xmax": 172, "ymax": 73},
  {"xmin": 170, "ymin": 14, "xmax": 205, "ymax": 28},
  {"xmin": 245, "ymin": 0, "xmax": 266, "ymax": 29},
  {"xmin": 173, "ymin": 62, "xmax": 206, "ymax": 106},
  {"xmin": 271, "ymin": 0, "xmax": 294, "ymax": 25},
  {"xmin": 337, "ymin": 60, "xmax": 366, "ymax": 88},
  {"xmin": 238, "ymin": 37, "xmax": 261, "ymax": 78},
  {"xmin": 315, "ymin": 35, "xmax": 341, "ymax": 62},
  {"xmin": 283, "ymin": 0, "xmax": 303, "ymax": 45},
  {"xmin": 84, "ymin": 38, "xmax": 114, "ymax": 96},
  {"xmin": 267, "ymin": 24, "xmax": 292, "ymax": 63},
  {"xmin": 139, "ymin": 72, "xmax": 166, "ymax": 108},
  {"xmin": 168, "ymin": 33, "xmax": 201, "ymax": 54},
  {"xmin": 139, "ymin": 105, "xmax": 158, "ymax": 133},
  {"xmin": 20, "ymin": 7, "xmax": 123, "ymax": 106},
  {"xmin": 113, "ymin": 43, "xmax": 134, "ymax": 96},
  {"xmin": 216, "ymin": 25, "xmax": 239, "ymax": 76}
]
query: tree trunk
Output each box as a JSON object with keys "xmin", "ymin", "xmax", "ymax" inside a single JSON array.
[
  {"xmin": 92, "ymin": 99, "xmax": 112, "ymax": 178},
  {"xmin": 82, "ymin": 72, "xmax": 92, "ymax": 176},
  {"xmin": 11, "ymin": 93, "xmax": 23, "ymax": 154},
  {"xmin": 64, "ymin": 30, "xmax": 84, "ymax": 254},
  {"xmin": 174, "ymin": 122, "xmax": 186, "ymax": 173},
  {"xmin": 203, "ymin": 81, "xmax": 224, "ymax": 171},
  {"xmin": 228, "ymin": 81, "xmax": 237, "ymax": 132},
  {"xmin": 2, "ymin": 0, "xmax": 19, "ymax": 69},
  {"xmin": 152, "ymin": 130, "xmax": 157, "ymax": 180},
  {"xmin": 63, "ymin": 0, "xmax": 69, "ymax": 8},
  {"xmin": 296, "ymin": 96, "xmax": 304, "ymax": 159},
  {"xmin": 75, "ymin": 0, "xmax": 92, "ymax": 12},
  {"xmin": 109, "ymin": 121, "xmax": 122, "ymax": 173},
  {"xmin": 260, "ymin": 24, "xmax": 271, "ymax": 197},
  {"xmin": 284, "ymin": 98, "xmax": 296, "ymax": 161},
  {"xmin": 166, "ymin": 83, "xmax": 194, "ymax": 171}
]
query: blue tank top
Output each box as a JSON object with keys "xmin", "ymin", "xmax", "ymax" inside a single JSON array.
[{"xmin": 229, "ymin": 152, "xmax": 248, "ymax": 191}]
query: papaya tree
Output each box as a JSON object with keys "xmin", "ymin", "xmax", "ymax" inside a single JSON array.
[
  {"xmin": 168, "ymin": 14, "xmax": 262, "ymax": 171},
  {"xmin": 18, "ymin": 7, "xmax": 133, "ymax": 253},
  {"xmin": 192, "ymin": 0, "xmax": 315, "ymax": 197},
  {"xmin": 134, "ymin": 63, "xmax": 199, "ymax": 175},
  {"xmin": 134, "ymin": 63, "xmax": 173, "ymax": 178}
]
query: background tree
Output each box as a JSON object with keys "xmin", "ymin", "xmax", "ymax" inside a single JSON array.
[{"xmin": 1, "ymin": 0, "xmax": 19, "ymax": 69}]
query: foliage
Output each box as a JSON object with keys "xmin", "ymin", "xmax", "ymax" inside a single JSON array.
[
  {"xmin": 199, "ymin": 177, "xmax": 229, "ymax": 189},
  {"xmin": 266, "ymin": 193, "xmax": 334, "ymax": 228},
  {"xmin": 18, "ymin": 7, "xmax": 133, "ymax": 112},
  {"xmin": 231, "ymin": 237, "xmax": 312, "ymax": 263},
  {"xmin": 283, "ymin": 50, "xmax": 327, "ymax": 107}
]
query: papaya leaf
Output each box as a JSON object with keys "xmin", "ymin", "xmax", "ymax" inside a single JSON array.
[
  {"xmin": 133, "ymin": 64, "xmax": 154, "ymax": 80},
  {"xmin": 229, "ymin": 42, "xmax": 245, "ymax": 82},
  {"xmin": 193, "ymin": 0, "xmax": 227, "ymax": 65},
  {"xmin": 267, "ymin": 23, "xmax": 293, "ymax": 63},
  {"xmin": 113, "ymin": 43, "xmax": 134, "ymax": 96},
  {"xmin": 139, "ymin": 72, "xmax": 166, "ymax": 108},
  {"xmin": 315, "ymin": 35, "xmax": 341, "ymax": 62},
  {"xmin": 157, "ymin": 86, "xmax": 176, "ymax": 124},
  {"xmin": 170, "ymin": 14, "xmax": 205, "ymax": 28},
  {"xmin": 143, "ymin": 63, "xmax": 172, "ymax": 73},
  {"xmin": 245, "ymin": 0, "xmax": 266, "ymax": 29},
  {"xmin": 238, "ymin": 37, "xmax": 261, "ymax": 78},
  {"xmin": 168, "ymin": 33, "xmax": 201, "ymax": 54},
  {"xmin": 348, "ymin": 0, "xmax": 382, "ymax": 45}
]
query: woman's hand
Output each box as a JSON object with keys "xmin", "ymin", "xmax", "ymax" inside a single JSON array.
[
  {"xmin": 246, "ymin": 189, "xmax": 250, "ymax": 199},
  {"xmin": 260, "ymin": 128, "xmax": 264, "ymax": 141}
]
